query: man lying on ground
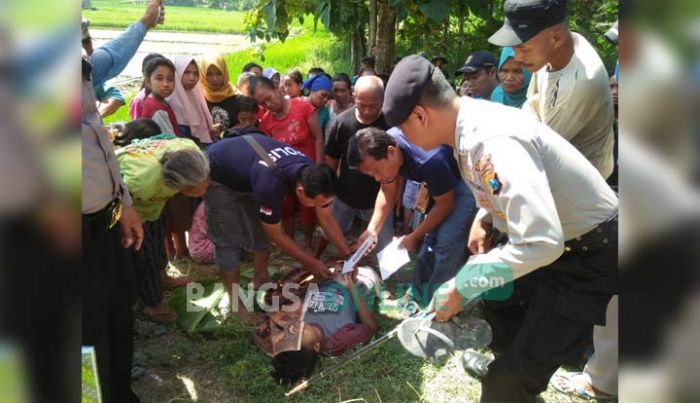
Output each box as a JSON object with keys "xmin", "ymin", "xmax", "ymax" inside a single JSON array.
[{"xmin": 254, "ymin": 264, "xmax": 380, "ymax": 385}]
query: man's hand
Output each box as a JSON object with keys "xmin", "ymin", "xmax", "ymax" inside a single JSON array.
[
  {"xmin": 210, "ymin": 123, "xmax": 225, "ymax": 140},
  {"xmin": 119, "ymin": 206, "xmax": 144, "ymax": 250},
  {"xmin": 141, "ymin": 0, "xmax": 164, "ymax": 30},
  {"xmin": 468, "ymin": 218, "xmax": 492, "ymax": 255},
  {"xmin": 307, "ymin": 259, "xmax": 332, "ymax": 280},
  {"xmin": 398, "ymin": 233, "xmax": 420, "ymax": 253},
  {"xmin": 430, "ymin": 278, "xmax": 465, "ymax": 322},
  {"xmin": 354, "ymin": 229, "xmax": 378, "ymax": 254},
  {"xmin": 333, "ymin": 272, "xmax": 355, "ymax": 289}
]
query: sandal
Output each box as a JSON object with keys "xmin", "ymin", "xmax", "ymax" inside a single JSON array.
[{"xmin": 550, "ymin": 371, "xmax": 617, "ymax": 401}]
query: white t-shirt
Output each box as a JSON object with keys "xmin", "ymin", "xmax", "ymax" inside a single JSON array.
[{"xmin": 523, "ymin": 32, "xmax": 615, "ymax": 179}]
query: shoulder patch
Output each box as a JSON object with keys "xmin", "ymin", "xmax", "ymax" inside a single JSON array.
[{"xmin": 475, "ymin": 154, "xmax": 502, "ymax": 195}]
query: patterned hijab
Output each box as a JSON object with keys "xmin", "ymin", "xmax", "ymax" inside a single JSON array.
[{"xmin": 198, "ymin": 53, "xmax": 237, "ymax": 103}]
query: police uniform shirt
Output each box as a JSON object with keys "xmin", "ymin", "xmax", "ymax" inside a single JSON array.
[
  {"xmin": 454, "ymin": 96, "xmax": 617, "ymax": 285},
  {"xmin": 82, "ymin": 57, "xmax": 133, "ymax": 214},
  {"xmin": 205, "ymin": 133, "xmax": 312, "ymax": 224}
]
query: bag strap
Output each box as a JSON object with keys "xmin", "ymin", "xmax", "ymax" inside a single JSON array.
[{"xmin": 243, "ymin": 135, "xmax": 277, "ymax": 169}]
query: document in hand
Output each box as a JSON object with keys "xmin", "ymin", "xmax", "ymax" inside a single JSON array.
[{"xmin": 377, "ymin": 236, "xmax": 411, "ymax": 280}]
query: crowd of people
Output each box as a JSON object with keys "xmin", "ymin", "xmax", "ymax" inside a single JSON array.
[{"xmin": 81, "ymin": 0, "xmax": 619, "ymax": 401}]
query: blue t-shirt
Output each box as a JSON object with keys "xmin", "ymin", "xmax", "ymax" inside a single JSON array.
[
  {"xmin": 387, "ymin": 128, "xmax": 461, "ymax": 197},
  {"xmin": 205, "ymin": 133, "xmax": 312, "ymax": 224}
]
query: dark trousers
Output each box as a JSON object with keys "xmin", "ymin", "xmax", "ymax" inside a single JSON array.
[
  {"xmin": 479, "ymin": 238, "xmax": 618, "ymax": 403},
  {"xmin": 82, "ymin": 215, "xmax": 137, "ymax": 403},
  {"xmin": 134, "ymin": 216, "xmax": 167, "ymax": 308}
]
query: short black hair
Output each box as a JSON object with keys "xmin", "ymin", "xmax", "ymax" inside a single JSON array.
[
  {"xmin": 332, "ymin": 73, "xmax": 351, "ymax": 89},
  {"xmin": 285, "ymin": 69, "xmax": 304, "ymax": 85},
  {"xmin": 236, "ymin": 96, "xmax": 258, "ymax": 113},
  {"xmin": 248, "ymin": 75, "xmax": 274, "ymax": 96},
  {"xmin": 308, "ymin": 67, "xmax": 325, "ymax": 76},
  {"xmin": 347, "ymin": 127, "xmax": 396, "ymax": 168},
  {"xmin": 297, "ymin": 164, "xmax": 337, "ymax": 198},
  {"xmin": 271, "ymin": 347, "xmax": 319, "ymax": 385},
  {"xmin": 114, "ymin": 118, "xmax": 161, "ymax": 146},
  {"xmin": 242, "ymin": 62, "xmax": 263, "ymax": 73}
]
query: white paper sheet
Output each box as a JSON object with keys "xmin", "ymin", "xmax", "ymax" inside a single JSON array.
[
  {"xmin": 342, "ymin": 234, "xmax": 375, "ymax": 273},
  {"xmin": 377, "ymin": 236, "xmax": 411, "ymax": 280}
]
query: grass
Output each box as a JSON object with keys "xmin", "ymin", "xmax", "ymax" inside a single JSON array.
[
  {"xmin": 84, "ymin": 0, "xmax": 248, "ymax": 34},
  {"xmin": 129, "ymin": 229, "xmax": 589, "ymax": 403}
]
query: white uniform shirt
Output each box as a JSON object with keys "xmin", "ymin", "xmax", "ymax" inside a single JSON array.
[
  {"xmin": 523, "ymin": 33, "xmax": 615, "ymax": 179},
  {"xmin": 453, "ymin": 97, "xmax": 617, "ymax": 292}
]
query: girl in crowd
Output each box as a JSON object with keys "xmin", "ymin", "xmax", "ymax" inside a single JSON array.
[
  {"xmin": 281, "ymin": 69, "xmax": 303, "ymax": 98},
  {"xmin": 116, "ymin": 130, "xmax": 210, "ymax": 322},
  {"xmin": 250, "ymin": 75, "xmax": 323, "ymax": 251},
  {"xmin": 167, "ymin": 55, "xmax": 215, "ymax": 146},
  {"xmin": 490, "ymin": 47, "xmax": 533, "ymax": 109},
  {"xmin": 129, "ymin": 52, "xmax": 165, "ymax": 120},
  {"xmin": 137, "ymin": 57, "xmax": 180, "ymax": 136},
  {"xmin": 329, "ymin": 73, "xmax": 353, "ymax": 120},
  {"xmin": 303, "ymin": 74, "xmax": 333, "ymax": 139},
  {"xmin": 136, "ymin": 57, "xmax": 195, "ymax": 259},
  {"xmin": 199, "ymin": 54, "xmax": 242, "ymax": 131}
]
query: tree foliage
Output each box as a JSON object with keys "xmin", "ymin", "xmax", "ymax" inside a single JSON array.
[{"xmin": 245, "ymin": 0, "xmax": 619, "ymax": 75}]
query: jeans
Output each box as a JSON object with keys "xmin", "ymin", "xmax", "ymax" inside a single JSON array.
[
  {"xmin": 411, "ymin": 182, "xmax": 477, "ymax": 306},
  {"xmin": 322, "ymin": 197, "xmax": 394, "ymax": 252}
]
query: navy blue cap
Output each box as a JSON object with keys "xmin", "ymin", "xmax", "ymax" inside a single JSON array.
[
  {"xmin": 455, "ymin": 51, "xmax": 498, "ymax": 75},
  {"xmin": 382, "ymin": 54, "xmax": 434, "ymax": 127},
  {"xmin": 489, "ymin": 0, "xmax": 568, "ymax": 47}
]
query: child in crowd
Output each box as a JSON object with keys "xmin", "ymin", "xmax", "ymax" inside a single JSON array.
[
  {"xmin": 130, "ymin": 53, "xmax": 166, "ymax": 120},
  {"xmin": 137, "ymin": 57, "xmax": 180, "ymax": 136},
  {"xmin": 199, "ymin": 54, "xmax": 242, "ymax": 133},
  {"xmin": 188, "ymin": 201, "xmax": 214, "ymax": 265},
  {"xmin": 303, "ymin": 74, "xmax": 333, "ymax": 139},
  {"xmin": 235, "ymin": 96, "xmax": 260, "ymax": 128},
  {"xmin": 167, "ymin": 55, "xmax": 215, "ymax": 146},
  {"xmin": 281, "ymin": 69, "xmax": 303, "ymax": 98}
]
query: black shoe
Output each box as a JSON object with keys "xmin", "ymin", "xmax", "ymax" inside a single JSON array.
[{"xmin": 461, "ymin": 349, "xmax": 493, "ymax": 379}]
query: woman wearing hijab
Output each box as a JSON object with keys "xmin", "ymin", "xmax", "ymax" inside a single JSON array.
[
  {"xmin": 303, "ymin": 74, "xmax": 333, "ymax": 140},
  {"xmin": 199, "ymin": 54, "xmax": 243, "ymax": 131},
  {"xmin": 168, "ymin": 55, "xmax": 215, "ymax": 146},
  {"xmin": 490, "ymin": 47, "xmax": 532, "ymax": 109}
]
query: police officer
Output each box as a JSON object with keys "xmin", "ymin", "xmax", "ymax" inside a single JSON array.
[{"xmin": 382, "ymin": 54, "xmax": 618, "ymax": 402}]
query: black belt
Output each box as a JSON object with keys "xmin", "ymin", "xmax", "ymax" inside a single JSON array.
[
  {"xmin": 564, "ymin": 214, "xmax": 618, "ymax": 254},
  {"xmin": 82, "ymin": 198, "xmax": 120, "ymax": 239}
]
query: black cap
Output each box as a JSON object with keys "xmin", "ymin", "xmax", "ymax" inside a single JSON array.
[
  {"xmin": 431, "ymin": 55, "xmax": 448, "ymax": 64},
  {"xmin": 489, "ymin": 0, "xmax": 568, "ymax": 47},
  {"xmin": 382, "ymin": 54, "xmax": 434, "ymax": 127},
  {"xmin": 455, "ymin": 51, "xmax": 498, "ymax": 75}
]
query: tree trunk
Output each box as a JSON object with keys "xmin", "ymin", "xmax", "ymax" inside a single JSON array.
[
  {"xmin": 368, "ymin": 0, "xmax": 377, "ymax": 56},
  {"xmin": 350, "ymin": 26, "xmax": 366, "ymax": 73},
  {"xmin": 375, "ymin": 0, "xmax": 396, "ymax": 74}
]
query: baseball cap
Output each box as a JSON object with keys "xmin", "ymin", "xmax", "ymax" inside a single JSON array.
[
  {"xmin": 455, "ymin": 51, "xmax": 497, "ymax": 75},
  {"xmin": 263, "ymin": 67, "xmax": 279, "ymax": 79},
  {"xmin": 488, "ymin": 0, "xmax": 568, "ymax": 47},
  {"xmin": 382, "ymin": 54, "xmax": 434, "ymax": 127}
]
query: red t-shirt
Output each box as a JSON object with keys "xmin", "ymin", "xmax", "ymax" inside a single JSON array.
[
  {"xmin": 140, "ymin": 96, "xmax": 180, "ymax": 136},
  {"xmin": 259, "ymin": 98, "xmax": 316, "ymax": 160}
]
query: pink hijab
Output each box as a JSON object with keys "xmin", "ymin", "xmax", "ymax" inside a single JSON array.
[{"xmin": 167, "ymin": 55, "xmax": 214, "ymax": 144}]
